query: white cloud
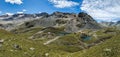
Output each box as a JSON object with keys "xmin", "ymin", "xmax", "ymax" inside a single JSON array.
[
  {"xmin": 23, "ymin": 9, "xmax": 27, "ymax": 12},
  {"xmin": 17, "ymin": 11, "xmax": 24, "ymax": 14},
  {"xmin": 5, "ymin": 0, "xmax": 23, "ymax": 5},
  {"xmin": 17, "ymin": 9, "xmax": 26, "ymax": 14},
  {"xmin": 0, "ymin": 11, "xmax": 2, "ymax": 14},
  {"xmin": 81, "ymin": 0, "xmax": 120, "ymax": 22},
  {"xmin": 49, "ymin": 0, "xmax": 79, "ymax": 8},
  {"xmin": 6, "ymin": 13, "xmax": 13, "ymax": 15},
  {"xmin": 38, "ymin": 12, "xmax": 41, "ymax": 13}
]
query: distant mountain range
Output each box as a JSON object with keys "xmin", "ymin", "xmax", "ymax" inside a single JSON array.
[
  {"xmin": 0, "ymin": 12, "xmax": 49, "ymax": 30},
  {"xmin": 1, "ymin": 12, "xmax": 119, "ymax": 31},
  {"xmin": 100, "ymin": 21, "xmax": 120, "ymax": 29}
]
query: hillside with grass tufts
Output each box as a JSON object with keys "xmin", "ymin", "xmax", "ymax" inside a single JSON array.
[{"xmin": 0, "ymin": 12, "xmax": 120, "ymax": 57}]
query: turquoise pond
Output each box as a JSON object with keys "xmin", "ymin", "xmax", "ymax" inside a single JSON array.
[{"xmin": 82, "ymin": 36, "xmax": 91, "ymax": 41}]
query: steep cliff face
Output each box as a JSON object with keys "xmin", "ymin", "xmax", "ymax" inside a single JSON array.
[
  {"xmin": 64, "ymin": 12, "xmax": 101, "ymax": 33},
  {"xmin": 77, "ymin": 12, "xmax": 101, "ymax": 29}
]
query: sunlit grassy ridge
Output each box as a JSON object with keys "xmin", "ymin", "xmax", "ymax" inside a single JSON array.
[
  {"xmin": 0, "ymin": 27, "xmax": 120, "ymax": 57},
  {"xmin": 0, "ymin": 28, "xmax": 70, "ymax": 57}
]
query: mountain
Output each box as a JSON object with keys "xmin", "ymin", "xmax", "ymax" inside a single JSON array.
[
  {"xmin": 100, "ymin": 21, "xmax": 120, "ymax": 29},
  {"xmin": 0, "ymin": 12, "xmax": 48, "ymax": 24},
  {"xmin": 65, "ymin": 12, "xmax": 101, "ymax": 33},
  {"xmin": 0, "ymin": 12, "xmax": 48, "ymax": 21},
  {"xmin": 0, "ymin": 12, "xmax": 49, "ymax": 30},
  {"xmin": 19, "ymin": 12, "xmax": 101, "ymax": 33},
  {"xmin": 116, "ymin": 21, "xmax": 120, "ymax": 25},
  {"xmin": 0, "ymin": 12, "xmax": 101, "ymax": 31}
]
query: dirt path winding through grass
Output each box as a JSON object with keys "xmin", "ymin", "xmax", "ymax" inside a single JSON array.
[{"xmin": 43, "ymin": 36, "xmax": 61, "ymax": 45}]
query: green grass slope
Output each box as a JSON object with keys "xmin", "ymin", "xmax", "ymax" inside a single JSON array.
[
  {"xmin": 0, "ymin": 28, "xmax": 119, "ymax": 57},
  {"xmin": 70, "ymin": 34, "xmax": 120, "ymax": 57}
]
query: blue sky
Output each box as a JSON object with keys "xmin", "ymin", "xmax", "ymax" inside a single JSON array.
[
  {"xmin": 0, "ymin": 0, "xmax": 82, "ymax": 14},
  {"xmin": 0, "ymin": 0, "xmax": 120, "ymax": 21}
]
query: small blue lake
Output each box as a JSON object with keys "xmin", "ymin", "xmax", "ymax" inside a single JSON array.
[{"xmin": 81, "ymin": 36, "xmax": 91, "ymax": 41}]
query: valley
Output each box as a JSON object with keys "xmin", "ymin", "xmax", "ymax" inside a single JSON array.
[{"xmin": 0, "ymin": 12, "xmax": 120, "ymax": 57}]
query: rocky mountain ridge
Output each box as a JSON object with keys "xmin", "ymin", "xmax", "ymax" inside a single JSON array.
[{"xmin": 0, "ymin": 12, "xmax": 102, "ymax": 32}]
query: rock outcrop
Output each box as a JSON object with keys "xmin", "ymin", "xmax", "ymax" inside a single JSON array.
[{"xmin": 64, "ymin": 12, "xmax": 101, "ymax": 33}]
